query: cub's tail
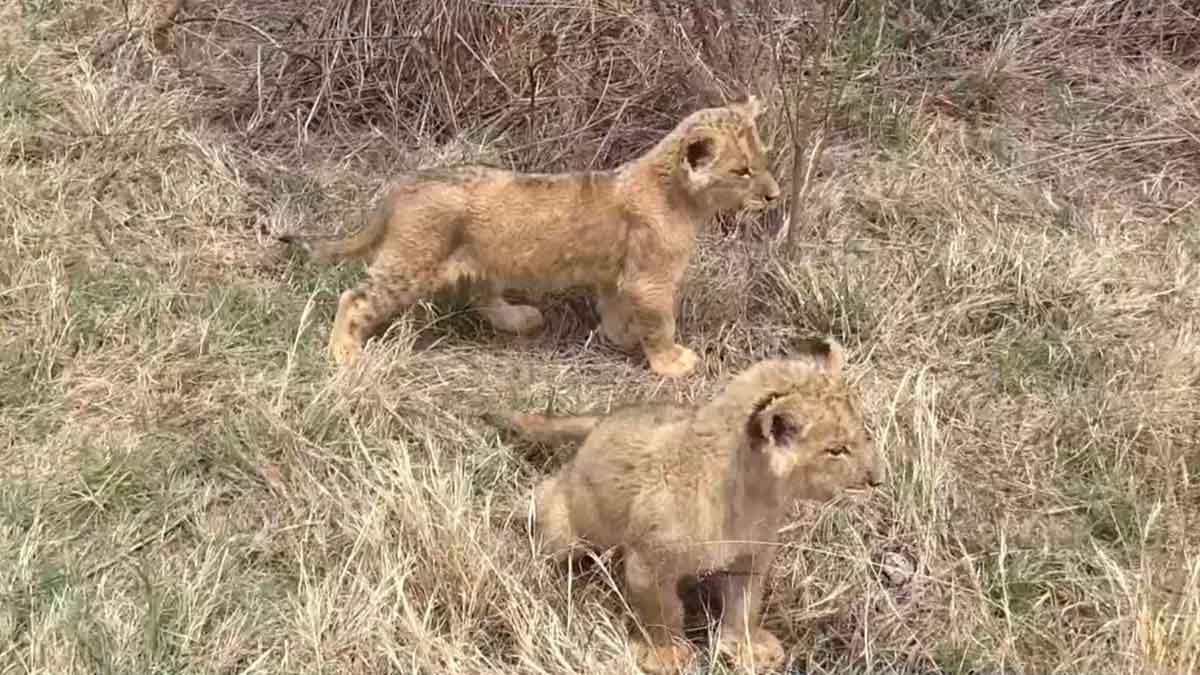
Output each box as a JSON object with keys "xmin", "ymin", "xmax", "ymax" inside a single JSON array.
[
  {"xmin": 487, "ymin": 410, "xmax": 601, "ymax": 445},
  {"xmin": 277, "ymin": 201, "xmax": 390, "ymax": 264}
]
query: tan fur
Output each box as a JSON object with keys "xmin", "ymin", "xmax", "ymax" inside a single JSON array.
[
  {"xmin": 280, "ymin": 97, "xmax": 781, "ymax": 377},
  {"xmin": 495, "ymin": 339, "xmax": 881, "ymax": 674}
]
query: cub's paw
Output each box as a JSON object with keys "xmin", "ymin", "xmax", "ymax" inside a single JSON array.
[
  {"xmin": 647, "ymin": 344, "xmax": 699, "ymax": 379},
  {"xmin": 328, "ymin": 333, "xmax": 364, "ymax": 366},
  {"xmin": 633, "ymin": 640, "xmax": 697, "ymax": 674},
  {"xmin": 719, "ymin": 627, "xmax": 786, "ymax": 673},
  {"xmin": 507, "ymin": 305, "xmax": 545, "ymax": 334},
  {"xmin": 483, "ymin": 304, "xmax": 545, "ymax": 335}
]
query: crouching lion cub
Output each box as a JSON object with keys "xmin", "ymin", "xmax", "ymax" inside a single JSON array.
[
  {"xmin": 279, "ymin": 97, "xmax": 780, "ymax": 378},
  {"xmin": 493, "ymin": 339, "xmax": 881, "ymax": 674}
]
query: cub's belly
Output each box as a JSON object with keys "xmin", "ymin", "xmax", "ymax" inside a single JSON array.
[{"xmin": 469, "ymin": 222, "xmax": 626, "ymax": 289}]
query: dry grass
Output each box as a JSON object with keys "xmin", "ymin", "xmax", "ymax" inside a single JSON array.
[{"xmin": 2, "ymin": 1, "xmax": 1198, "ymax": 674}]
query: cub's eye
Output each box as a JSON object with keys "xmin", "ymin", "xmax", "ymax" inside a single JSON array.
[
  {"xmin": 825, "ymin": 445, "xmax": 849, "ymax": 457},
  {"xmin": 733, "ymin": 167, "xmax": 753, "ymax": 177}
]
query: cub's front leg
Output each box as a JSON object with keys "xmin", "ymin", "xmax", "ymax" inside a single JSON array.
[
  {"xmin": 623, "ymin": 278, "xmax": 698, "ymax": 379},
  {"xmin": 624, "ymin": 549, "xmax": 697, "ymax": 674},
  {"xmin": 715, "ymin": 554, "xmax": 786, "ymax": 672}
]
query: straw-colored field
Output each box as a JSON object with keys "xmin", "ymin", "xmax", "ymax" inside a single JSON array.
[{"xmin": 2, "ymin": 1, "xmax": 1197, "ymax": 673}]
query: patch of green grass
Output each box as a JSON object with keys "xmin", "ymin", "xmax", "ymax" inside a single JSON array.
[
  {"xmin": 132, "ymin": 562, "xmax": 186, "ymax": 671},
  {"xmin": 991, "ymin": 329, "xmax": 1119, "ymax": 395},
  {"xmin": 1065, "ymin": 484, "xmax": 1168, "ymax": 554},
  {"xmin": 0, "ymin": 345, "xmax": 64, "ymax": 436},
  {"xmin": 930, "ymin": 646, "xmax": 1003, "ymax": 675},
  {"xmin": 976, "ymin": 550, "xmax": 1053, "ymax": 619},
  {"xmin": 18, "ymin": 0, "xmax": 62, "ymax": 24},
  {"xmin": 834, "ymin": 0, "xmax": 905, "ymax": 68},
  {"xmin": 868, "ymin": 95, "xmax": 930, "ymax": 157},
  {"xmin": 66, "ymin": 443, "xmax": 167, "ymax": 524},
  {"xmin": 0, "ymin": 481, "xmax": 37, "ymax": 533},
  {"xmin": 753, "ymin": 251, "xmax": 885, "ymax": 351},
  {"xmin": 961, "ymin": 126, "xmax": 1017, "ymax": 168},
  {"xmin": 946, "ymin": 69, "xmax": 1010, "ymax": 118},
  {"xmin": 197, "ymin": 282, "xmax": 312, "ymax": 356},
  {"xmin": 62, "ymin": 579, "xmax": 190, "ymax": 675},
  {"xmin": 2, "ymin": 557, "xmax": 75, "ymax": 658},
  {"xmin": 64, "ymin": 264, "xmax": 152, "ymax": 350},
  {"xmin": 0, "ymin": 62, "xmax": 41, "ymax": 123}
]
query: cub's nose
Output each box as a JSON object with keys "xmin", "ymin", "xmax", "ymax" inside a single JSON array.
[
  {"xmin": 761, "ymin": 177, "xmax": 782, "ymax": 203},
  {"xmin": 866, "ymin": 467, "xmax": 883, "ymax": 488}
]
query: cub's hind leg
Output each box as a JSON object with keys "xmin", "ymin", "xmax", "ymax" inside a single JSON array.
[
  {"xmin": 596, "ymin": 286, "xmax": 638, "ymax": 352},
  {"xmin": 323, "ymin": 202, "xmax": 473, "ymax": 365},
  {"xmin": 329, "ymin": 248, "xmax": 447, "ymax": 365},
  {"xmin": 714, "ymin": 555, "xmax": 786, "ymax": 672},
  {"xmin": 329, "ymin": 274, "xmax": 428, "ymax": 365},
  {"xmin": 530, "ymin": 476, "xmax": 578, "ymax": 563},
  {"xmin": 477, "ymin": 287, "xmax": 545, "ymax": 335}
]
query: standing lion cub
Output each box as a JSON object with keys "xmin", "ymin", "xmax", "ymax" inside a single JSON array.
[
  {"xmin": 280, "ymin": 97, "xmax": 780, "ymax": 377},
  {"xmin": 493, "ymin": 339, "xmax": 882, "ymax": 673}
]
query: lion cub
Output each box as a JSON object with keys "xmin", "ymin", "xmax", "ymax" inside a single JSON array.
[
  {"xmin": 280, "ymin": 97, "xmax": 780, "ymax": 378},
  {"xmin": 495, "ymin": 339, "xmax": 880, "ymax": 674}
]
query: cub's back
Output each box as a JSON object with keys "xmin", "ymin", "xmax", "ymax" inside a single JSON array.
[
  {"xmin": 464, "ymin": 169, "xmax": 629, "ymax": 285},
  {"xmin": 559, "ymin": 402, "xmax": 693, "ymax": 544}
]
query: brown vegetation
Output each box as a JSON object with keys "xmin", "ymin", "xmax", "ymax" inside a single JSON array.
[{"xmin": 2, "ymin": 1, "xmax": 1198, "ymax": 674}]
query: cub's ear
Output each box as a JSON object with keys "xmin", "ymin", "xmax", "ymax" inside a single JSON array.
[
  {"xmin": 683, "ymin": 133, "xmax": 718, "ymax": 172},
  {"xmin": 747, "ymin": 394, "xmax": 808, "ymax": 450},
  {"xmin": 793, "ymin": 337, "xmax": 846, "ymax": 375}
]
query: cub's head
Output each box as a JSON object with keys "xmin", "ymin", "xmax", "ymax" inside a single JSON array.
[
  {"xmin": 674, "ymin": 96, "xmax": 782, "ymax": 213},
  {"xmin": 740, "ymin": 339, "xmax": 881, "ymax": 503}
]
